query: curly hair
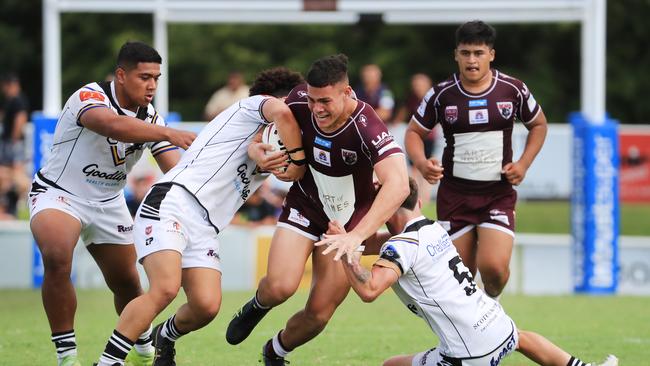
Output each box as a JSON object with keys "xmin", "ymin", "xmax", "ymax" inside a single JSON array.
[{"xmin": 249, "ymin": 67, "xmax": 304, "ymax": 97}]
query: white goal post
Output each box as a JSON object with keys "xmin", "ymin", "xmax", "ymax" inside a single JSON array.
[{"xmin": 43, "ymin": 0, "xmax": 606, "ymax": 123}]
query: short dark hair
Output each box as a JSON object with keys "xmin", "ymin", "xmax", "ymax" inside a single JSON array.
[
  {"xmin": 117, "ymin": 41, "xmax": 162, "ymax": 70},
  {"xmin": 455, "ymin": 20, "xmax": 496, "ymax": 48},
  {"xmin": 306, "ymin": 54, "xmax": 349, "ymax": 87},
  {"xmin": 249, "ymin": 67, "xmax": 304, "ymax": 97},
  {"xmin": 400, "ymin": 177, "xmax": 419, "ymax": 211},
  {"xmin": 0, "ymin": 72, "xmax": 19, "ymax": 84}
]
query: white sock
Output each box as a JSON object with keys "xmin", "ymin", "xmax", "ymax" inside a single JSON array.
[
  {"xmin": 272, "ymin": 332, "xmax": 290, "ymax": 357},
  {"xmin": 134, "ymin": 324, "xmax": 154, "ymax": 355}
]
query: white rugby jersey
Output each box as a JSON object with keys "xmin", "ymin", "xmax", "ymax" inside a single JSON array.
[
  {"xmin": 376, "ymin": 217, "xmax": 514, "ymax": 359},
  {"xmin": 37, "ymin": 81, "xmax": 176, "ymax": 202},
  {"xmin": 156, "ymin": 95, "xmax": 273, "ymax": 231}
]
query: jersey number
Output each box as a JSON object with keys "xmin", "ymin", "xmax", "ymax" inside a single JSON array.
[{"xmin": 448, "ymin": 255, "xmax": 477, "ymax": 296}]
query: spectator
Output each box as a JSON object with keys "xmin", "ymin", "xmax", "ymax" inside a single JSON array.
[
  {"xmin": 204, "ymin": 71, "xmax": 250, "ymax": 120},
  {"xmin": 354, "ymin": 64, "xmax": 395, "ymax": 123},
  {"xmin": 0, "ymin": 73, "xmax": 30, "ymax": 213},
  {"xmin": 125, "ymin": 168, "xmax": 156, "ymax": 217},
  {"xmin": 395, "ymin": 73, "xmax": 436, "ymax": 203}
]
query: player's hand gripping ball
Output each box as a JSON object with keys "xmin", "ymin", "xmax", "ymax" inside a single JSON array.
[{"xmin": 262, "ymin": 123, "xmax": 288, "ymax": 172}]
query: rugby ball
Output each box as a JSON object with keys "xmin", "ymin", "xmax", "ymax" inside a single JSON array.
[
  {"xmin": 262, "ymin": 123, "xmax": 286, "ymax": 154},
  {"xmin": 261, "ymin": 123, "xmax": 288, "ymax": 172}
]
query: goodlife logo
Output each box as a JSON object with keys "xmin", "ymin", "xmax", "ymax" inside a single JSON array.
[
  {"xmin": 82, "ymin": 164, "xmax": 127, "ymax": 181},
  {"xmin": 590, "ymin": 135, "xmax": 616, "ymax": 288}
]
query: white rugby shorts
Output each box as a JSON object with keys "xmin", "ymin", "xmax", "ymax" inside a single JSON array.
[
  {"xmin": 29, "ymin": 186, "xmax": 134, "ymax": 246},
  {"xmin": 133, "ymin": 184, "xmax": 221, "ymax": 271},
  {"xmin": 412, "ymin": 319, "xmax": 518, "ymax": 366}
]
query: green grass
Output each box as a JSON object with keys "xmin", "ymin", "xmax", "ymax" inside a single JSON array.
[
  {"xmin": 421, "ymin": 200, "xmax": 650, "ymax": 236},
  {"xmin": 0, "ymin": 290, "xmax": 646, "ymax": 365}
]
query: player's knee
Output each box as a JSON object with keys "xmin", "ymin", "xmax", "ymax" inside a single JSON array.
[
  {"xmin": 149, "ymin": 285, "xmax": 180, "ymax": 308},
  {"xmin": 265, "ymin": 280, "xmax": 298, "ymax": 302},
  {"xmin": 107, "ymin": 272, "xmax": 142, "ymax": 299},
  {"xmin": 483, "ymin": 267, "xmax": 510, "ymax": 296},
  {"xmin": 190, "ymin": 297, "xmax": 222, "ymax": 322},
  {"xmin": 41, "ymin": 248, "xmax": 73, "ymax": 277},
  {"xmin": 303, "ymin": 306, "xmax": 335, "ymax": 328}
]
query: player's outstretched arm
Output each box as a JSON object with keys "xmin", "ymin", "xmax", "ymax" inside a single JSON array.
[
  {"xmin": 404, "ymin": 121, "xmax": 443, "ymax": 184},
  {"xmin": 79, "ymin": 107, "xmax": 196, "ymax": 148},
  {"xmin": 316, "ymin": 154, "xmax": 409, "ymax": 262},
  {"xmin": 502, "ymin": 110, "xmax": 547, "ymax": 185}
]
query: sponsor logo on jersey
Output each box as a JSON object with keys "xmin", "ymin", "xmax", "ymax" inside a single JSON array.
[
  {"xmin": 288, "ymin": 208, "xmax": 310, "ymax": 227},
  {"xmin": 489, "ymin": 332, "xmax": 516, "ymax": 366},
  {"xmin": 145, "ymin": 237, "xmax": 154, "ymax": 246},
  {"xmin": 381, "ymin": 244, "xmax": 400, "ymax": 260},
  {"xmin": 297, "ymin": 90, "xmax": 308, "ymax": 98},
  {"xmin": 469, "ymin": 109, "xmax": 489, "ymax": 124},
  {"xmin": 314, "ymin": 136, "xmax": 332, "ymax": 149},
  {"xmin": 497, "ymin": 102, "xmax": 513, "ymax": 119},
  {"xmin": 469, "ymin": 99, "xmax": 487, "ymax": 107},
  {"xmin": 234, "ymin": 164, "xmax": 252, "ymax": 200},
  {"xmin": 166, "ymin": 221, "xmax": 182, "ymax": 234},
  {"xmin": 489, "ymin": 209, "xmax": 510, "ymax": 226},
  {"xmin": 56, "ymin": 196, "xmax": 71, "ymax": 206},
  {"xmin": 206, "ymin": 249, "xmax": 220, "ymax": 259},
  {"xmin": 445, "ymin": 106, "xmax": 458, "ymax": 123},
  {"xmin": 117, "ymin": 224, "xmax": 133, "ymax": 233},
  {"xmin": 145, "ymin": 225, "xmax": 153, "ymax": 236},
  {"xmin": 371, "ymin": 131, "xmax": 393, "ymax": 148},
  {"xmin": 341, "ymin": 149, "xmax": 357, "ymax": 165},
  {"xmin": 79, "ymin": 91, "xmax": 105, "ymax": 102},
  {"xmin": 82, "ymin": 164, "xmax": 127, "ymax": 181},
  {"xmin": 313, "ymin": 147, "xmax": 331, "ymax": 167},
  {"xmin": 521, "ymin": 83, "xmax": 530, "ymax": 97}
]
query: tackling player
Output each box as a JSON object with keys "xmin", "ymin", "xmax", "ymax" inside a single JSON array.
[
  {"xmin": 29, "ymin": 41, "xmax": 195, "ymax": 366},
  {"xmin": 405, "ymin": 20, "xmax": 548, "ymax": 297},
  {"xmin": 226, "ymin": 54, "xmax": 410, "ymax": 365},
  {"xmin": 94, "ymin": 67, "xmax": 306, "ymax": 366},
  {"xmin": 333, "ymin": 178, "xmax": 618, "ymax": 366}
]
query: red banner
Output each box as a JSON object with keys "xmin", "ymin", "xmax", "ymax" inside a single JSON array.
[{"xmin": 620, "ymin": 129, "xmax": 650, "ymax": 202}]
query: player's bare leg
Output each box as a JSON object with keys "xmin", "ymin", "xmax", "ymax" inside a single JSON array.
[
  {"xmin": 257, "ymin": 229, "xmax": 314, "ymax": 306},
  {"xmin": 382, "ymin": 354, "xmax": 415, "ymax": 366},
  {"xmin": 476, "ymin": 226, "xmax": 513, "ymax": 297},
  {"xmin": 279, "ymin": 244, "xmax": 351, "ymax": 350},
  {"xmin": 88, "ymin": 243, "xmax": 142, "ymax": 313},
  {"xmin": 226, "ymin": 228, "xmax": 313, "ymax": 345},
  {"xmin": 450, "ymin": 228, "xmax": 478, "ymax": 275},
  {"xmin": 516, "ymin": 330, "xmax": 618, "ymax": 366},
  {"xmin": 173, "ymin": 267, "xmax": 222, "ymax": 332},
  {"xmin": 97, "ymin": 250, "xmax": 181, "ymax": 366},
  {"xmin": 31, "ymin": 209, "xmax": 82, "ymax": 365},
  {"xmin": 31, "ymin": 210, "xmax": 82, "ymax": 332}
]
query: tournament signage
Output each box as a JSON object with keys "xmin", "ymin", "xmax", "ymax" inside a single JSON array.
[{"xmin": 570, "ymin": 113, "xmax": 619, "ymax": 294}]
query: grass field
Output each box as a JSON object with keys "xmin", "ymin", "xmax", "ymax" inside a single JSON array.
[{"xmin": 1, "ymin": 289, "xmax": 647, "ymax": 365}]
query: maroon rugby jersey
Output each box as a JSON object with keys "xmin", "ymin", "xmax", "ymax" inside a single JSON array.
[
  {"xmin": 413, "ymin": 69, "xmax": 541, "ymax": 194},
  {"xmin": 285, "ymin": 83, "xmax": 403, "ymax": 230}
]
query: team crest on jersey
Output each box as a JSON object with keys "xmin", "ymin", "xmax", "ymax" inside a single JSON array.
[
  {"xmin": 297, "ymin": 90, "xmax": 308, "ymax": 98},
  {"xmin": 313, "ymin": 147, "xmax": 331, "ymax": 167},
  {"xmin": 381, "ymin": 244, "xmax": 401, "ymax": 260},
  {"xmin": 497, "ymin": 102, "xmax": 513, "ymax": 119},
  {"xmin": 469, "ymin": 109, "xmax": 489, "ymax": 124},
  {"xmin": 358, "ymin": 114, "xmax": 368, "ymax": 127},
  {"xmin": 79, "ymin": 91, "xmax": 105, "ymax": 102},
  {"xmin": 445, "ymin": 106, "xmax": 458, "ymax": 123},
  {"xmin": 341, "ymin": 149, "xmax": 357, "ymax": 165}
]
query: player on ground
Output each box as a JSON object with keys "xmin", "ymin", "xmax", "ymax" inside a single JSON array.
[
  {"xmin": 29, "ymin": 41, "xmax": 195, "ymax": 366},
  {"xmin": 94, "ymin": 67, "xmax": 306, "ymax": 366},
  {"xmin": 405, "ymin": 20, "xmax": 548, "ymax": 297},
  {"xmin": 226, "ymin": 54, "xmax": 410, "ymax": 365},
  {"xmin": 331, "ymin": 178, "xmax": 618, "ymax": 366}
]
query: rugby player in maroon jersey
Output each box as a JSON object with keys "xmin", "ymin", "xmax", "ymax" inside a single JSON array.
[
  {"xmin": 227, "ymin": 54, "xmax": 409, "ymax": 365},
  {"xmin": 405, "ymin": 20, "xmax": 548, "ymax": 298}
]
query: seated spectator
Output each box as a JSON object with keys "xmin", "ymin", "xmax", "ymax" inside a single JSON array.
[
  {"xmin": 354, "ymin": 64, "xmax": 395, "ymax": 123},
  {"xmin": 204, "ymin": 71, "xmax": 250, "ymax": 120}
]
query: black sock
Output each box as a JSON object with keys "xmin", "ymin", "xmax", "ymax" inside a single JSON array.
[
  {"xmin": 51, "ymin": 330, "xmax": 77, "ymax": 360},
  {"xmin": 567, "ymin": 356, "xmax": 589, "ymax": 366},
  {"xmin": 99, "ymin": 329, "xmax": 135, "ymax": 364}
]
